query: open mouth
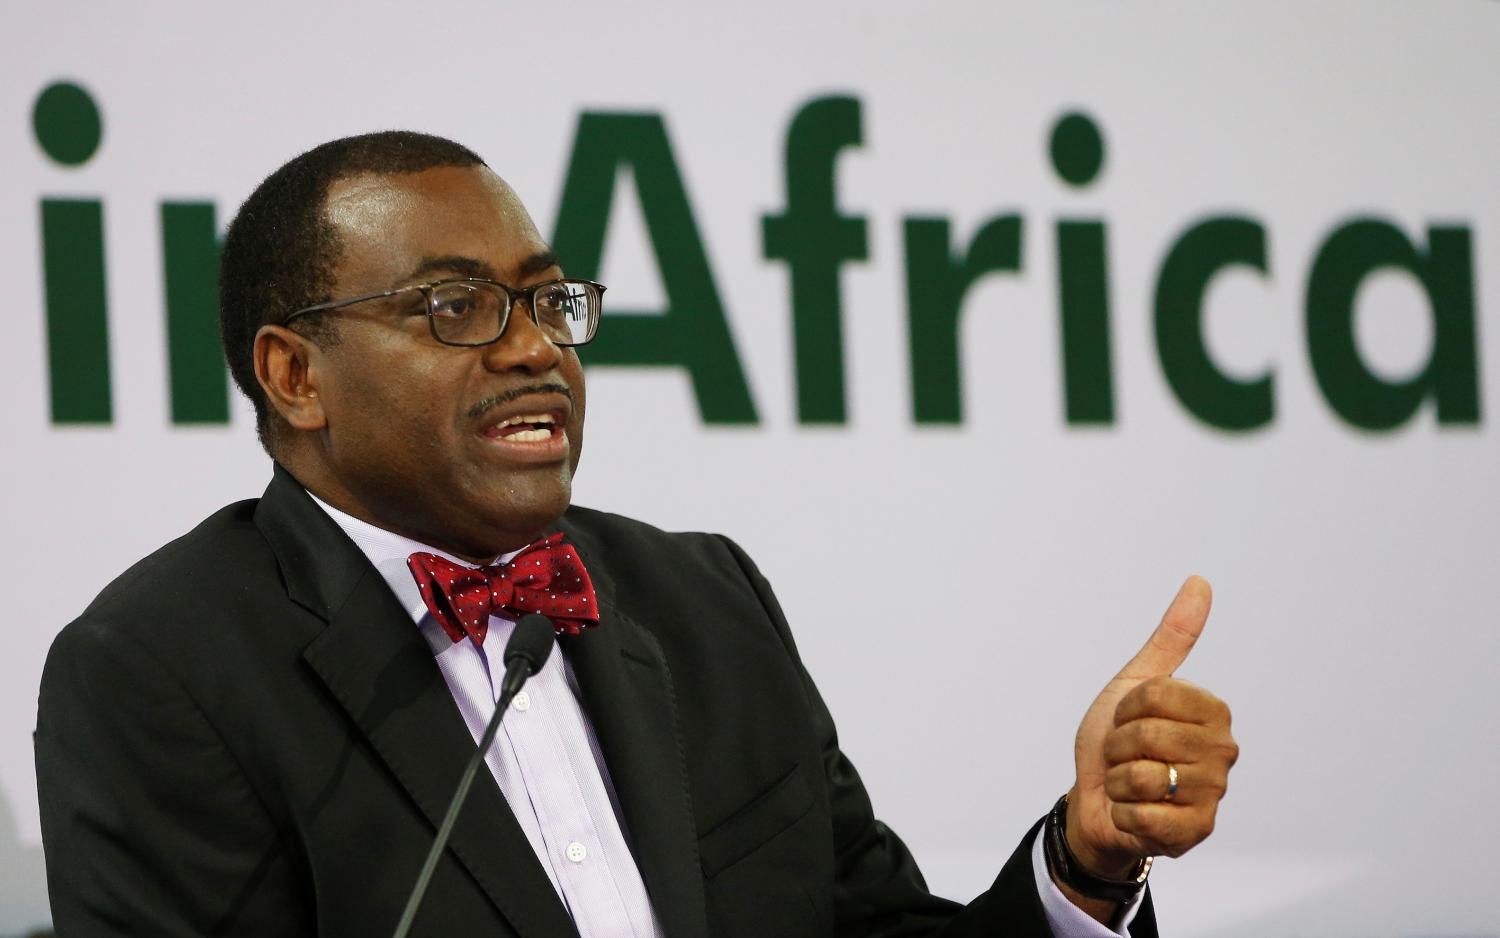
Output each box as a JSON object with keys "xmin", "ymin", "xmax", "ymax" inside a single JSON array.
[{"xmin": 485, "ymin": 412, "xmax": 560, "ymax": 443}]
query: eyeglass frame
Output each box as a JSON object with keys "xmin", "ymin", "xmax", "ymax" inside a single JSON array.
[{"xmin": 279, "ymin": 276, "xmax": 607, "ymax": 348}]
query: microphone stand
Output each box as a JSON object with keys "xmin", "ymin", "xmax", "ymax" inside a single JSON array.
[{"xmin": 391, "ymin": 616, "xmax": 555, "ymax": 938}]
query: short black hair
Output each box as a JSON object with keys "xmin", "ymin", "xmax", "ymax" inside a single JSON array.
[{"xmin": 218, "ymin": 130, "xmax": 486, "ymax": 451}]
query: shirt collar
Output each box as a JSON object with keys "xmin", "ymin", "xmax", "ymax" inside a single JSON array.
[{"xmin": 306, "ymin": 492, "xmax": 519, "ymax": 626}]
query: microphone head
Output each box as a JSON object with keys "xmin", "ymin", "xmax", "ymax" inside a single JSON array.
[{"xmin": 504, "ymin": 614, "xmax": 557, "ymax": 674}]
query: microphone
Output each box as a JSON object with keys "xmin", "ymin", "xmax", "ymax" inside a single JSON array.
[
  {"xmin": 391, "ymin": 614, "xmax": 557, "ymax": 938},
  {"xmin": 496, "ymin": 613, "xmax": 556, "ymax": 704}
]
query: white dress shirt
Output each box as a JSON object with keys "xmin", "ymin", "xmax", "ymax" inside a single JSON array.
[
  {"xmin": 311, "ymin": 495, "xmax": 1139, "ymax": 937},
  {"xmin": 313, "ymin": 496, "xmax": 662, "ymax": 938}
]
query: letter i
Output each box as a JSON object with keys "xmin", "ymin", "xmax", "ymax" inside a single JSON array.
[
  {"xmin": 34, "ymin": 81, "xmax": 110, "ymax": 423},
  {"xmin": 1051, "ymin": 112, "xmax": 1114, "ymax": 425}
]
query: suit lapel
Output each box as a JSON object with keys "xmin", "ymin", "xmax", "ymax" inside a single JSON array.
[
  {"xmin": 559, "ymin": 517, "xmax": 709, "ymax": 938},
  {"xmin": 256, "ymin": 467, "xmax": 578, "ymax": 938}
]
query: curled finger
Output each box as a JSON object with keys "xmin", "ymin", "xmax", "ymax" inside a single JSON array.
[
  {"xmin": 1103, "ymin": 717, "xmax": 1218, "ymax": 766},
  {"xmin": 1110, "ymin": 801, "xmax": 1216, "ymax": 859}
]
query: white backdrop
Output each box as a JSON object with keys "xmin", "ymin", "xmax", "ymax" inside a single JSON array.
[{"xmin": 2, "ymin": 2, "xmax": 1497, "ymax": 935}]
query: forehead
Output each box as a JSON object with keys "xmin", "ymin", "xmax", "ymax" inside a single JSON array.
[{"xmin": 322, "ymin": 165, "xmax": 551, "ymax": 288}]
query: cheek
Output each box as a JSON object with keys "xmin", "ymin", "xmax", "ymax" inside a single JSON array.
[
  {"xmin": 321, "ymin": 345, "xmax": 452, "ymax": 443},
  {"xmin": 564, "ymin": 354, "xmax": 586, "ymax": 459},
  {"xmin": 564, "ymin": 352, "xmax": 586, "ymax": 424}
]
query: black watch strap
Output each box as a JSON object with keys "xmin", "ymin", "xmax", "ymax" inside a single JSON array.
[{"xmin": 1043, "ymin": 793, "xmax": 1152, "ymax": 904}]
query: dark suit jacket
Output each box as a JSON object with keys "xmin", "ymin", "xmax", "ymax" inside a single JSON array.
[{"xmin": 35, "ymin": 466, "xmax": 1157, "ymax": 937}]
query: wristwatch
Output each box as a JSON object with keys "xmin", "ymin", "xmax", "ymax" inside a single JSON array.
[{"xmin": 1043, "ymin": 793, "xmax": 1152, "ymax": 904}]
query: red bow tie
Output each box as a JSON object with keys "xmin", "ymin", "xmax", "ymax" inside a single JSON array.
[{"xmin": 406, "ymin": 533, "xmax": 599, "ymax": 647}]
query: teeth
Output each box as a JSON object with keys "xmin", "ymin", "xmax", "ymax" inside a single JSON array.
[
  {"xmin": 507, "ymin": 428, "xmax": 552, "ymax": 443},
  {"xmin": 495, "ymin": 413, "xmax": 557, "ymax": 430}
]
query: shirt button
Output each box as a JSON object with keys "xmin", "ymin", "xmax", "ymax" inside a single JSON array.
[
  {"xmin": 565, "ymin": 841, "xmax": 587, "ymax": 863},
  {"xmin": 511, "ymin": 691, "xmax": 531, "ymax": 712}
]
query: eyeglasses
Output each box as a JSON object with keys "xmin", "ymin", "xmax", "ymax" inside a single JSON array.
[{"xmin": 281, "ymin": 277, "xmax": 605, "ymax": 347}]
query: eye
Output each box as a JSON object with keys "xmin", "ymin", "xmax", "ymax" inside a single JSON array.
[
  {"xmin": 534, "ymin": 282, "xmax": 588, "ymax": 320},
  {"xmin": 431, "ymin": 297, "xmax": 475, "ymax": 320},
  {"xmin": 530, "ymin": 283, "xmax": 570, "ymax": 325},
  {"xmin": 429, "ymin": 283, "xmax": 488, "ymax": 320}
]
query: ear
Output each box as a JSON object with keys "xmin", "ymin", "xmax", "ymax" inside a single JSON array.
[{"xmin": 254, "ymin": 324, "xmax": 328, "ymax": 433}]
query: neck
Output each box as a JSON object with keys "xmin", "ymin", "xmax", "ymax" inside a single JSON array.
[{"xmin": 275, "ymin": 455, "xmax": 538, "ymax": 564}]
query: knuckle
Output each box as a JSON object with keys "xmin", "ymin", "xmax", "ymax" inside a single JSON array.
[
  {"xmin": 1139, "ymin": 817, "xmax": 1177, "ymax": 857},
  {"xmin": 1110, "ymin": 801, "xmax": 1137, "ymax": 832},
  {"xmin": 1205, "ymin": 774, "xmax": 1228, "ymax": 799},
  {"xmin": 1116, "ymin": 723, "xmax": 1144, "ymax": 756},
  {"xmin": 1132, "ymin": 721, "xmax": 1156, "ymax": 751},
  {"xmin": 1128, "ymin": 761, "xmax": 1156, "ymax": 794},
  {"xmin": 1139, "ymin": 679, "xmax": 1167, "ymax": 710},
  {"xmin": 1160, "ymin": 812, "xmax": 1210, "ymax": 859},
  {"xmin": 1103, "ymin": 728, "xmax": 1130, "ymax": 763},
  {"xmin": 1139, "ymin": 719, "xmax": 1170, "ymax": 754}
]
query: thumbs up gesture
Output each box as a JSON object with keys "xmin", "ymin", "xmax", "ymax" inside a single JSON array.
[{"xmin": 1063, "ymin": 576, "xmax": 1239, "ymax": 882}]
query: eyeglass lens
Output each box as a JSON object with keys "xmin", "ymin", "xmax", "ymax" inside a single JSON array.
[{"xmin": 428, "ymin": 281, "xmax": 600, "ymax": 346}]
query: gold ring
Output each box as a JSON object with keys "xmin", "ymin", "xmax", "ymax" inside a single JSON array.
[{"xmin": 1163, "ymin": 763, "xmax": 1179, "ymax": 802}]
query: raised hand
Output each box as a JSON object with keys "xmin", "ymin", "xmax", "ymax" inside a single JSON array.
[{"xmin": 1065, "ymin": 576, "xmax": 1239, "ymax": 881}]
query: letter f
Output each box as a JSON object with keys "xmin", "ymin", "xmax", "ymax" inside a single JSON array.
[{"xmin": 762, "ymin": 95, "xmax": 869, "ymax": 425}]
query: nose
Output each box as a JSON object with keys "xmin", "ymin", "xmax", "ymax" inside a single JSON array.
[{"xmin": 480, "ymin": 301, "xmax": 564, "ymax": 375}]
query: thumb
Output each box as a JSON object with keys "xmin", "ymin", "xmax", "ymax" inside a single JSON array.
[{"xmin": 1116, "ymin": 575, "xmax": 1213, "ymax": 680}]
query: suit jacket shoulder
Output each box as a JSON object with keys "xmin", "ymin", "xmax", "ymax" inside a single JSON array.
[{"xmin": 65, "ymin": 498, "xmax": 271, "ymax": 647}]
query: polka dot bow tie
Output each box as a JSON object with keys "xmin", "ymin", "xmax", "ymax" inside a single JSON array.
[{"xmin": 406, "ymin": 533, "xmax": 599, "ymax": 647}]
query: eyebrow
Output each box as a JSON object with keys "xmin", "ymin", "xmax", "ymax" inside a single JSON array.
[
  {"xmin": 400, "ymin": 250, "xmax": 562, "ymax": 286},
  {"xmin": 400, "ymin": 255, "xmax": 496, "ymax": 283},
  {"xmin": 515, "ymin": 250, "xmax": 563, "ymax": 281}
]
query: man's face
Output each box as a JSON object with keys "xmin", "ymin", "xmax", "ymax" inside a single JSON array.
[{"xmin": 305, "ymin": 165, "xmax": 586, "ymax": 558}]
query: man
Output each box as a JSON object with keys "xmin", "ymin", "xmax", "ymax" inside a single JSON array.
[{"xmin": 35, "ymin": 132, "xmax": 1237, "ymax": 937}]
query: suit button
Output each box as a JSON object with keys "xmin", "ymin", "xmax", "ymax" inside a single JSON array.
[
  {"xmin": 565, "ymin": 841, "xmax": 587, "ymax": 863},
  {"xmin": 511, "ymin": 691, "xmax": 531, "ymax": 711}
]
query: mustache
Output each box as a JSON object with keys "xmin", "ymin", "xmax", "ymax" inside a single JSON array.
[{"xmin": 467, "ymin": 383, "xmax": 574, "ymax": 419}]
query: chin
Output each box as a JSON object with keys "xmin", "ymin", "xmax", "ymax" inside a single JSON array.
[{"xmin": 492, "ymin": 478, "xmax": 573, "ymax": 536}]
